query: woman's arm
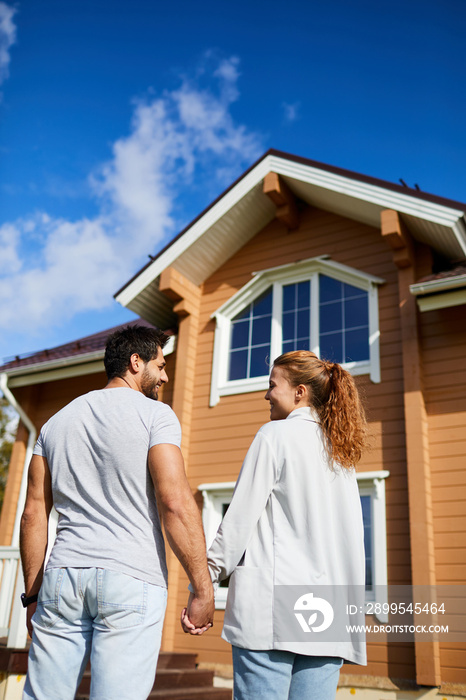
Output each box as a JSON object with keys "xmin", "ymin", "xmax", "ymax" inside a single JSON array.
[{"xmin": 207, "ymin": 429, "xmax": 278, "ymax": 584}]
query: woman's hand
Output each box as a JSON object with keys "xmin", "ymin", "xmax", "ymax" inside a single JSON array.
[{"xmin": 180, "ymin": 592, "xmax": 214, "ymax": 635}]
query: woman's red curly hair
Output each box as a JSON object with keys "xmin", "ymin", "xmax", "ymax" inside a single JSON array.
[{"xmin": 273, "ymin": 350, "xmax": 367, "ymax": 470}]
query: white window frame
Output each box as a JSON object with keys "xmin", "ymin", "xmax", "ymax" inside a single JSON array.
[
  {"xmin": 210, "ymin": 256, "xmax": 384, "ymax": 406},
  {"xmin": 199, "ymin": 482, "xmax": 237, "ymax": 609},
  {"xmin": 356, "ymin": 471, "xmax": 389, "ymax": 601},
  {"xmin": 199, "ymin": 471, "xmax": 389, "ymax": 612}
]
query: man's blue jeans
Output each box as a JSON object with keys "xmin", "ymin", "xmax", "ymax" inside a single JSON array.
[
  {"xmin": 23, "ymin": 567, "xmax": 167, "ymax": 700},
  {"xmin": 232, "ymin": 646, "xmax": 343, "ymax": 700}
]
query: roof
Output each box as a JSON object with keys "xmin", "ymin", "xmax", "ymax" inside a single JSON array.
[
  {"xmin": 114, "ymin": 149, "xmax": 466, "ymax": 327},
  {"xmin": 0, "ymin": 320, "xmax": 178, "ymax": 389},
  {"xmin": 410, "ymin": 263, "xmax": 466, "ymax": 298},
  {"xmin": 414, "ymin": 263, "xmax": 466, "ymax": 286},
  {"xmin": 0, "ymin": 319, "xmax": 156, "ymax": 373}
]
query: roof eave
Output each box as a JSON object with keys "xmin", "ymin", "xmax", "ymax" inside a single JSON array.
[
  {"xmin": 115, "ymin": 150, "xmax": 466, "ymax": 314},
  {"xmin": 1, "ymin": 336, "xmax": 176, "ymax": 388},
  {"xmin": 1, "ymin": 351, "xmax": 106, "ymax": 388},
  {"xmin": 410, "ymin": 274, "xmax": 466, "ymax": 296},
  {"xmin": 1, "ymin": 350, "xmax": 105, "ymax": 377}
]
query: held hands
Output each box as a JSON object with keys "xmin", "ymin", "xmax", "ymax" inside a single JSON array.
[{"xmin": 180, "ymin": 591, "xmax": 214, "ymax": 635}]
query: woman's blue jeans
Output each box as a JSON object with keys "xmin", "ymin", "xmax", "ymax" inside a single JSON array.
[
  {"xmin": 232, "ymin": 646, "xmax": 343, "ymax": 700},
  {"xmin": 23, "ymin": 567, "xmax": 167, "ymax": 700}
]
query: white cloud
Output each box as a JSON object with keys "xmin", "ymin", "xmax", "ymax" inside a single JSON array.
[
  {"xmin": 95, "ymin": 56, "xmax": 260, "ymax": 235},
  {"xmin": 282, "ymin": 101, "xmax": 301, "ymax": 123},
  {"xmin": 0, "ymin": 57, "xmax": 263, "ymax": 336},
  {"xmin": 214, "ymin": 56, "xmax": 240, "ymax": 103},
  {"xmin": 0, "ymin": 216, "xmax": 123, "ymax": 329},
  {"xmin": 0, "ymin": 2, "xmax": 16, "ymax": 85},
  {"xmin": 0, "ymin": 222, "xmax": 21, "ymax": 274}
]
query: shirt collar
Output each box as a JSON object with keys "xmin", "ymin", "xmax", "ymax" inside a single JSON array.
[{"xmin": 286, "ymin": 406, "xmax": 320, "ymax": 423}]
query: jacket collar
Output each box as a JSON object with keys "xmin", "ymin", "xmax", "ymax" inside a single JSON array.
[{"xmin": 286, "ymin": 406, "xmax": 319, "ymax": 423}]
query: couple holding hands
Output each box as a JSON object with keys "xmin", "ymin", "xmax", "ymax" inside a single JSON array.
[{"xmin": 20, "ymin": 325, "xmax": 366, "ymax": 700}]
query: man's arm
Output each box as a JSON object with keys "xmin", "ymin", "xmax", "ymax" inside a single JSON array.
[
  {"xmin": 148, "ymin": 443, "xmax": 214, "ymax": 631},
  {"xmin": 19, "ymin": 454, "xmax": 53, "ymax": 635}
]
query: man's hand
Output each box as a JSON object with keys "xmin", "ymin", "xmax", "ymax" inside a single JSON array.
[
  {"xmin": 181, "ymin": 592, "xmax": 214, "ymax": 635},
  {"xmin": 26, "ymin": 602, "xmax": 37, "ymax": 638}
]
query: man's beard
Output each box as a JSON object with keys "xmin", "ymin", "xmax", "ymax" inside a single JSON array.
[{"xmin": 140, "ymin": 368, "xmax": 159, "ymax": 401}]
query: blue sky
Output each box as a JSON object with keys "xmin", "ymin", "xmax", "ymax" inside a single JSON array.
[{"xmin": 0, "ymin": 0, "xmax": 465, "ymax": 364}]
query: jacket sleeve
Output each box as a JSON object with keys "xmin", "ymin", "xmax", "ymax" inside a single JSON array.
[{"xmin": 207, "ymin": 429, "xmax": 278, "ymax": 586}]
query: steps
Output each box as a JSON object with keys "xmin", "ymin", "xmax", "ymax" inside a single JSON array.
[
  {"xmin": 148, "ymin": 690, "xmax": 232, "ymax": 699},
  {"xmin": 0, "ymin": 647, "xmax": 232, "ymax": 699},
  {"xmin": 75, "ymin": 652, "xmax": 232, "ymax": 700}
]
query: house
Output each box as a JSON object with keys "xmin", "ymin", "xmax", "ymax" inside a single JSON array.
[{"xmin": 1, "ymin": 149, "xmax": 465, "ymax": 699}]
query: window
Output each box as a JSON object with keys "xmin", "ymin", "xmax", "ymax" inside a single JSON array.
[
  {"xmin": 358, "ymin": 470, "xmax": 390, "ymax": 621},
  {"xmin": 282, "ymin": 280, "xmax": 311, "ymax": 354},
  {"xmin": 319, "ymin": 276, "xmax": 370, "ymax": 364},
  {"xmin": 199, "ymin": 471, "xmax": 389, "ymax": 611},
  {"xmin": 210, "ymin": 257, "xmax": 384, "ymax": 406},
  {"xmin": 229, "ymin": 290, "xmax": 272, "ymax": 381},
  {"xmin": 198, "ymin": 482, "xmax": 236, "ymax": 609},
  {"xmin": 360, "ymin": 495, "xmax": 373, "ymax": 590}
]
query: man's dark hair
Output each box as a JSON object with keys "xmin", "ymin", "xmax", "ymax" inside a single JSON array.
[{"xmin": 104, "ymin": 325, "xmax": 169, "ymax": 380}]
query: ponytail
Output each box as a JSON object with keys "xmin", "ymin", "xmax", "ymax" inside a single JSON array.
[{"xmin": 273, "ymin": 351, "xmax": 367, "ymax": 469}]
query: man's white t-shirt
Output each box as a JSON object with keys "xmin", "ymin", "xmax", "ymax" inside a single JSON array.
[{"xmin": 33, "ymin": 387, "xmax": 181, "ymax": 587}]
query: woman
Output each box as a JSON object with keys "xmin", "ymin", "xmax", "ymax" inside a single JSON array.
[{"xmin": 183, "ymin": 350, "xmax": 367, "ymax": 699}]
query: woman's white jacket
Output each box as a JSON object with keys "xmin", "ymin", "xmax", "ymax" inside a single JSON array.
[{"xmin": 207, "ymin": 407, "xmax": 367, "ymax": 665}]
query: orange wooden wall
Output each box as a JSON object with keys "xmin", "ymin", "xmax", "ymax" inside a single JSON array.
[{"xmin": 422, "ymin": 305, "xmax": 466, "ymax": 684}]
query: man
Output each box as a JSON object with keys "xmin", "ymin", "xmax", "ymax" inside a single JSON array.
[{"xmin": 20, "ymin": 325, "xmax": 214, "ymax": 700}]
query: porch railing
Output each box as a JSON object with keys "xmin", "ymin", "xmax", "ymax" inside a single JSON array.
[{"xmin": 0, "ymin": 546, "xmax": 27, "ymax": 648}]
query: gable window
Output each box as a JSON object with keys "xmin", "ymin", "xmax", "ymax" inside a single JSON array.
[
  {"xmin": 229, "ymin": 289, "xmax": 273, "ymax": 381},
  {"xmin": 319, "ymin": 276, "xmax": 369, "ymax": 364},
  {"xmin": 282, "ymin": 281, "xmax": 311, "ymax": 354},
  {"xmin": 210, "ymin": 257, "xmax": 384, "ymax": 405}
]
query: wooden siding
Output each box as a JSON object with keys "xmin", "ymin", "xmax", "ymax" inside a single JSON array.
[
  {"xmin": 172, "ymin": 206, "xmax": 416, "ymax": 680},
  {"xmin": 158, "ymin": 350, "xmax": 175, "ymax": 407},
  {"xmin": 422, "ymin": 305, "xmax": 466, "ymax": 684},
  {"xmin": 0, "ymin": 420, "xmax": 31, "ymax": 544}
]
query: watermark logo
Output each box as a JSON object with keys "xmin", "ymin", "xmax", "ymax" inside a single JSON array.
[
  {"xmin": 294, "ymin": 591, "xmax": 334, "ymax": 633},
  {"xmin": 274, "ymin": 585, "xmax": 465, "ymax": 644}
]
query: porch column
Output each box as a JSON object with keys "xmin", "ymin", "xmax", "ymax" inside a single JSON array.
[
  {"xmin": 158, "ymin": 266, "xmax": 202, "ymax": 651},
  {"xmin": 0, "ymin": 386, "xmax": 37, "ymax": 546},
  {"xmin": 381, "ymin": 210, "xmax": 441, "ymax": 686}
]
